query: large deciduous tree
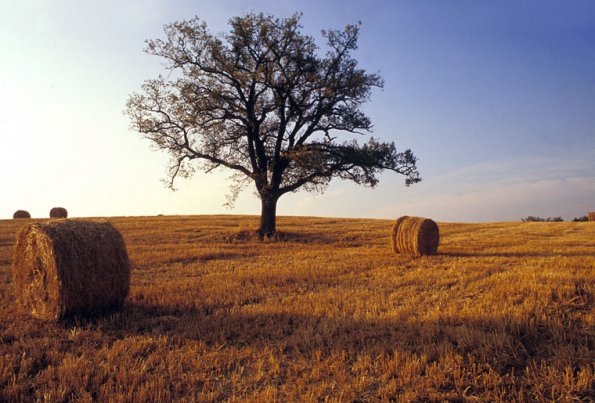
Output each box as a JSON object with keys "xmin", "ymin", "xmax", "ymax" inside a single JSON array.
[{"xmin": 126, "ymin": 13, "xmax": 420, "ymax": 237}]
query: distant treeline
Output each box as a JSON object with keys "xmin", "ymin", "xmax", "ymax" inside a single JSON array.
[{"xmin": 521, "ymin": 216, "xmax": 588, "ymax": 222}]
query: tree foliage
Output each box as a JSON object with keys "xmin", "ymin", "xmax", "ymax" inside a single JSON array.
[
  {"xmin": 521, "ymin": 216, "xmax": 564, "ymax": 222},
  {"xmin": 126, "ymin": 13, "xmax": 420, "ymax": 235}
]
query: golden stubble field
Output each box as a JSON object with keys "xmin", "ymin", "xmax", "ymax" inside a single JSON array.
[{"xmin": 0, "ymin": 215, "xmax": 593, "ymax": 401}]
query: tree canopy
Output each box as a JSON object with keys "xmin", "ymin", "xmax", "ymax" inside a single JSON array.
[{"xmin": 127, "ymin": 12, "xmax": 420, "ymax": 236}]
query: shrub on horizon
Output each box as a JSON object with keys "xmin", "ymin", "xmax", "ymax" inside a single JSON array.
[{"xmin": 521, "ymin": 216, "xmax": 563, "ymax": 222}]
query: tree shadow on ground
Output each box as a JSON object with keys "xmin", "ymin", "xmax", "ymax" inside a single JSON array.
[
  {"xmin": 80, "ymin": 300, "xmax": 593, "ymax": 374},
  {"xmin": 443, "ymin": 251, "xmax": 595, "ymax": 258},
  {"xmin": 221, "ymin": 230, "xmax": 366, "ymax": 246}
]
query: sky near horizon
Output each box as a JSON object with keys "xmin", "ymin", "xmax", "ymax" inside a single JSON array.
[{"xmin": 1, "ymin": 0, "xmax": 594, "ymax": 222}]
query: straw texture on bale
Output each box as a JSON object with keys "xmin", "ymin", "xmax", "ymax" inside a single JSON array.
[
  {"xmin": 391, "ymin": 216, "xmax": 439, "ymax": 256},
  {"xmin": 12, "ymin": 220, "xmax": 130, "ymax": 320},
  {"xmin": 13, "ymin": 210, "xmax": 31, "ymax": 219},
  {"xmin": 49, "ymin": 207, "xmax": 68, "ymax": 218},
  {"xmin": 589, "ymin": 212, "xmax": 595, "ymax": 222}
]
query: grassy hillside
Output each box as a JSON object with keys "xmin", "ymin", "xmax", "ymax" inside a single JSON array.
[{"xmin": 0, "ymin": 215, "xmax": 593, "ymax": 401}]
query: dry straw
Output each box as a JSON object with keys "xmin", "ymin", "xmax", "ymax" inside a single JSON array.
[
  {"xmin": 49, "ymin": 207, "xmax": 68, "ymax": 218},
  {"xmin": 13, "ymin": 210, "xmax": 31, "ymax": 219},
  {"xmin": 12, "ymin": 220, "xmax": 130, "ymax": 320},
  {"xmin": 589, "ymin": 212, "xmax": 595, "ymax": 222},
  {"xmin": 391, "ymin": 216, "xmax": 439, "ymax": 256},
  {"xmin": 12, "ymin": 210, "xmax": 31, "ymax": 218}
]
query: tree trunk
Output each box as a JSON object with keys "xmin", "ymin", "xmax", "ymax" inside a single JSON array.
[{"xmin": 259, "ymin": 193, "xmax": 278, "ymax": 238}]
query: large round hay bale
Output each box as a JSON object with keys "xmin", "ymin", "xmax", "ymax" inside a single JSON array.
[
  {"xmin": 49, "ymin": 207, "xmax": 68, "ymax": 218},
  {"xmin": 390, "ymin": 216, "xmax": 439, "ymax": 256},
  {"xmin": 589, "ymin": 212, "xmax": 595, "ymax": 222},
  {"xmin": 13, "ymin": 210, "xmax": 31, "ymax": 219},
  {"xmin": 12, "ymin": 220, "xmax": 130, "ymax": 320}
]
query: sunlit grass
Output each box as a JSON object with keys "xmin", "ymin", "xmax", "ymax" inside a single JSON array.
[{"xmin": 0, "ymin": 215, "xmax": 593, "ymax": 400}]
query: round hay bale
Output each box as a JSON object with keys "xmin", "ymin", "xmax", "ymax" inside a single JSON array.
[
  {"xmin": 589, "ymin": 212, "xmax": 595, "ymax": 222},
  {"xmin": 49, "ymin": 207, "xmax": 68, "ymax": 218},
  {"xmin": 12, "ymin": 220, "xmax": 130, "ymax": 320},
  {"xmin": 391, "ymin": 216, "xmax": 439, "ymax": 256},
  {"xmin": 13, "ymin": 210, "xmax": 31, "ymax": 219}
]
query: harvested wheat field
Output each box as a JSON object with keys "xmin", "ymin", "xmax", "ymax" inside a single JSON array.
[{"xmin": 0, "ymin": 215, "xmax": 593, "ymax": 401}]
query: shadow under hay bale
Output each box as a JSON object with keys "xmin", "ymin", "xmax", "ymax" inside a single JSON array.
[
  {"xmin": 13, "ymin": 210, "xmax": 31, "ymax": 219},
  {"xmin": 12, "ymin": 220, "xmax": 130, "ymax": 321},
  {"xmin": 391, "ymin": 216, "xmax": 439, "ymax": 256},
  {"xmin": 589, "ymin": 212, "xmax": 595, "ymax": 222},
  {"xmin": 49, "ymin": 207, "xmax": 68, "ymax": 218}
]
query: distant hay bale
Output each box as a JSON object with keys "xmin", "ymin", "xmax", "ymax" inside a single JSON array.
[
  {"xmin": 391, "ymin": 216, "xmax": 439, "ymax": 256},
  {"xmin": 12, "ymin": 220, "xmax": 130, "ymax": 320},
  {"xmin": 13, "ymin": 210, "xmax": 31, "ymax": 219},
  {"xmin": 589, "ymin": 212, "xmax": 595, "ymax": 222},
  {"xmin": 49, "ymin": 207, "xmax": 68, "ymax": 218}
]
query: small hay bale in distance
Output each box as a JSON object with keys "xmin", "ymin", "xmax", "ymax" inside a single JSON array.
[
  {"xmin": 13, "ymin": 210, "xmax": 31, "ymax": 219},
  {"xmin": 391, "ymin": 216, "xmax": 439, "ymax": 256},
  {"xmin": 12, "ymin": 220, "xmax": 130, "ymax": 320},
  {"xmin": 589, "ymin": 212, "xmax": 595, "ymax": 222},
  {"xmin": 49, "ymin": 207, "xmax": 68, "ymax": 218}
]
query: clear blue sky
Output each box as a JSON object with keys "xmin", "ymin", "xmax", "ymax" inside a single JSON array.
[{"xmin": 1, "ymin": 0, "xmax": 594, "ymax": 221}]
